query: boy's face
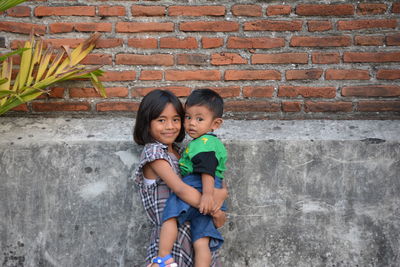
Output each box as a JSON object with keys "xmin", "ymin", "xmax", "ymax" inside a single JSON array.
[{"xmin": 184, "ymin": 105, "xmax": 222, "ymax": 139}]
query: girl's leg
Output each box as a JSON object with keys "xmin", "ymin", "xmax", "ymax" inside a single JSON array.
[
  {"xmin": 158, "ymin": 218, "xmax": 178, "ymax": 257},
  {"xmin": 193, "ymin": 237, "xmax": 211, "ymax": 267}
]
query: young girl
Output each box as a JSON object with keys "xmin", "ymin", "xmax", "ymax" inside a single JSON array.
[{"xmin": 133, "ymin": 90, "xmax": 227, "ymax": 267}]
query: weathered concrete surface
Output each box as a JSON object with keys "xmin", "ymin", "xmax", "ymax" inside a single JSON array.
[{"xmin": 0, "ymin": 118, "xmax": 399, "ymax": 267}]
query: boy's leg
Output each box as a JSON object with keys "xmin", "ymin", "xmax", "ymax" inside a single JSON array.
[{"xmin": 193, "ymin": 237, "xmax": 211, "ymax": 267}]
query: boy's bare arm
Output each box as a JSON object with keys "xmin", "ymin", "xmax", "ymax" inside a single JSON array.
[{"xmin": 199, "ymin": 173, "xmax": 215, "ymax": 214}]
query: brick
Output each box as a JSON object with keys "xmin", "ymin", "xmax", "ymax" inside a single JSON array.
[
  {"xmin": 290, "ymin": 36, "xmax": 351, "ymax": 47},
  {"xmin": 252, "ymin": 53, "xmax": 308, "ymax": 64},
  {"xmin": 357, "ymin": 4, "xmax": 387, "ymax": 15},
  {"xmin": 296, "ymin": 4, "xmax": 354, "ymax": 16},
  {"xmin": 50, "ymin": 23, "xmax": 74, "ymax": 33},
  {"xmin": 70, "ymin": 87, "xmax": 128, "ymax": 98},
  {"xmin": 160, "ymin": 37, "xmax": 197, "ymax": 49},
  {"xmin": 227, "ymin": 37, "xmax": 284, "ymax": 49},
  {"xmin": 139, "ymin": 71, "xmax": 163, "ymax": 81},
  {"xmin": 342, "ymin": 85, "xmax": 400, "ymax": 97},
  {"xmin": 358, "ymin": 101, "xmax": 400, "ymax": 112},
  {"xmin": 394, "ymin": 3, "xmax": 400, "ymax": 13},
  {"xmin": 211, "ymin": 53, "xmax": 247, "ymax": 65},
  {"xmin": 132, "ymin": 5, "xmax": 165, "ymax": 16},
  {"xmin": 133, "ymin": 87, "xmax": 190, "ymax": 97},
  {"xmin": 169, "ymin": 6, "xmax": 225, "ymax": 16},
  {"xmin": 355, "ymin": 35, "xmax": 384, "ymax": 46},
  {"xmin": 344, "ymin": 52, "xmax": 400, "ymax": 63},
  {"xmin": 282, "ymin": 101, "xmax": 302, "ymax": 112},
  {"xmin": 307, "ymin": 21, "xmax": 332, "ymax": 32},
  {"xmin": 202, "ymin": 38, "xmax": 224, "ymax": 49},
  {"xmin": 326, "ymin": 69, "xmax": 370, "ymax": 80},
  {"xmin": 6, "ymin": 6, "xmax": 30, "ymax": 17},
  {"xmin": 279, "ymin": 86, "xmax": 335, "ymax": 98},
  {"xmin": 12, "ymin": 104, "xmax": 28, "ymax": 112},
  {"xmin": 243, "ymin": 86, "xmax": 274, "ymax": 98},
  {"xmin": 338, "ymin": 20, "xmax": 397, "ymax": 31},
  {"xmin": 49, "ymin": 22, "xmax": 111, "ymax": 33},
  {"xmin": 35, "ymin": 6, "xmax": 95, "ymax": 16},
  {"xmin": 165, "ymin": 70, "xmax": 220, "ymax": 81},
  {"xmin": 231, "ymin": 5, "xmax": 262, "ymax": 17},
  {"xmin": 286, "ymin": 69, "xmax": 323, "ymax": 80},
  {"xmin": 177, "ymin": 54, "xmax": 208, "ymax": 65},
  {"xmin": 267, "ymin": 5, "xmax": 291, "ymax": 16},
  {"xmin": 38, "ymin": 87, "xmax": 65, "ymax": 99},
  {"xmin": 96, "ymin": 102, "xmax": 139, "ymax": 112},
  {"xmin": 244, "ymin": 20, "xmax": 302, "ymax": 31},
  {"xmin": 32, "ymin": 102, "xmax": 91, "ymax": 112},
  {"xmin": 180, "ymin": 21, "xmax": 239, "ymax": 32},
  {"xmin": 96, "ymin": 38, "xmax": 123, "ymax": 48},
  {"xmin": 377, "ymin": 69, "xmax": 400, "ymax": 80},
  {"xmin": 116, "ymin": 22, "xmax": 174, "ymax": 33},
  {"xmin": 116, "ymin": 54, "xmax": 173, "ymax": 66},
  {"xmin": 98, "ymin": 6, "xmax": 126, "ymax": 16},
  {"xmin": 386, "ymin": 34, "xmax": 400, "ymax": 46},
  {"xmin": 81, "ymin": 54, "xmax": 112, "ymax": 65},
  {"xmin": 74, "ymin": 23, "xmax": 112, "ymax": 32},
  {"xmin": 312, "ymin": 52, "xmax": 340, "ymax": 64},
  {"xmin": 304, "ymin": 102, "xmax": 352, "ymax": 112},
  {"xmin": 225, "ymin": 101, "xmax": 280, "ymax": 112},
  {"xmin": 128, "ymin": 38, "xmax": 157, "ymax": 49},
  {"xmin": 0, "ymin": 21, "xmax": 45, "ymax": 35},
  {"xmin": 99, "ymin": 71, "xmax": 136, "ymax": 82},
  {"xmin": 225, "ymin": 70, "xmax": 281, "ymax": 81},
  {"xmin": 201, "ymin": 87, "xmax": 241, "ymax": 98}
]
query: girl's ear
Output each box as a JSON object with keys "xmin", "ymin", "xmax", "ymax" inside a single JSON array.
[{"xmin": 212, "ymin": 118, "xmax": 223, "ymax": 131}]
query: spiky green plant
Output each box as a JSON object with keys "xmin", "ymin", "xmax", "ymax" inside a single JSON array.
[
  {"xmin": 0, "ymin": 33, "xmax": 106, "ymax": 115},
  {"xmin": 0, "ymin": 0, "xmax": 27, "ymax": 12}
]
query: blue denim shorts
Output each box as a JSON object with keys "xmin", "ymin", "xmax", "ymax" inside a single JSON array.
[{"xmin": 162, "ymin": 174, "xmax": 227, "ymax": 251}]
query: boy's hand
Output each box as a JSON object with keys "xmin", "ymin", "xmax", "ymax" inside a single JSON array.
[
  {"xmin": 211, "ymin": 209, "xmax": 227, "ymax": 228},
  {"xmin": 199, "ymin": 193, "xmax": 214, "ymax": 214}
]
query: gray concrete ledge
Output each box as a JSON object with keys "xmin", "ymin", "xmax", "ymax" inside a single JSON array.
[{"xmin": 1, "ymin": 118, "xmax": 399, "ymax": 267}]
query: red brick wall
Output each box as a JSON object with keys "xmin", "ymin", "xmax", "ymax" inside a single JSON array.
[{"xmin": 1, "ymin": 1, "xmax": 399, "ymax": 119}]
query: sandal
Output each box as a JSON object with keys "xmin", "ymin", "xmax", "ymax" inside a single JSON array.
[{"xmin": 147, "ymin": 254, "xmax": 177, "ymax": 267}]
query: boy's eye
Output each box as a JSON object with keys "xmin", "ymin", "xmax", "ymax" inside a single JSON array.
[
  {"xmin": 196, "ymin": 117, "xmax": 203, "ymax": 121},
  {"xmin": 185, "ymin": 116, "xmax": 191, "ymax": 120}
]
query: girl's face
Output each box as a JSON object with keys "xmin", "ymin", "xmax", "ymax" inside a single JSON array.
[{"xmin": 150, "ymin": 103, "xmax": 182, "ymax": 147}]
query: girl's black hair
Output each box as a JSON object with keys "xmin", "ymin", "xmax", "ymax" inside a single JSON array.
[
  {"xmin": 134, "ymin": 90, "xmax": 185, "ymax": 145},
  {"xmin": 185, "ymin": 89, "xmax": 223, "ymax": 118}
]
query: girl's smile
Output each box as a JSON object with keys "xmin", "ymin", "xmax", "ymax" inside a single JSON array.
[{"xmin": 150, "ymin": 103, "xmax": 181, "ymax": 148}]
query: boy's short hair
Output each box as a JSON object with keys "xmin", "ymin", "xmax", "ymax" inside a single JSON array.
[
  {"xmin": 185, "ymin": 89, "xmax": 223, "ymax": 118},
  {"xmin": 134, "ymin": 89, "xmax": 185, "ymax": 145}
]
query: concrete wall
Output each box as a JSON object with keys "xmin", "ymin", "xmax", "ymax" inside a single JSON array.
[{"xmin": 1, "ymin": 118, "xmax": 399, "ymax": 266}]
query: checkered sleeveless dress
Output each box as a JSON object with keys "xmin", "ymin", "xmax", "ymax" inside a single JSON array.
[{"xmin": 135, "ymin": 142, "xmax": 221, "ymax": 266}]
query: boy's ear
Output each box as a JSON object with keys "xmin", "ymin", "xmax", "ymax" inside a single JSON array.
[{"xmin": 212, "ymin": 118, "xmax": 223, "ymax": 130}]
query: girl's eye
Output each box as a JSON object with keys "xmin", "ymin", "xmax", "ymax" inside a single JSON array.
[
  {"xmin": 158, "ymin": 119, "xmax": 165, "ymax": 123},
  {"xmin": 173, "ymin": 118, "xmax": 181, "ymax": 122}
]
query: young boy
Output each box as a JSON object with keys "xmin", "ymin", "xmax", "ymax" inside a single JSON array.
[{"xmin": 150, "ymin": 89, "xmax": 227, "ymax": 267}]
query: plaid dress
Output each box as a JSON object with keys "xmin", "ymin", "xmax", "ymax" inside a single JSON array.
[{"xmin": 135, "ymin": 142, "xmax": 221, "ymax": 267}]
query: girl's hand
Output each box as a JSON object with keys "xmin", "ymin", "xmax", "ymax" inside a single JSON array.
[
  {"xmin": 199, "ymin": 193, "xmax": 214, "ymax": 214},
  {"xmin": 211, "ymin": 209, "xmax": 227, "ymax": 228},
  {"xmin": 212, "ymin": 182, "xmax": 228, "ymax": 213}
]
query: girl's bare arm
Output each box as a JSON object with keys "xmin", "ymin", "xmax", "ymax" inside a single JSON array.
[{"xmin": 148, "ymin": 159, "xmax": 229, "ymax": 210}]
